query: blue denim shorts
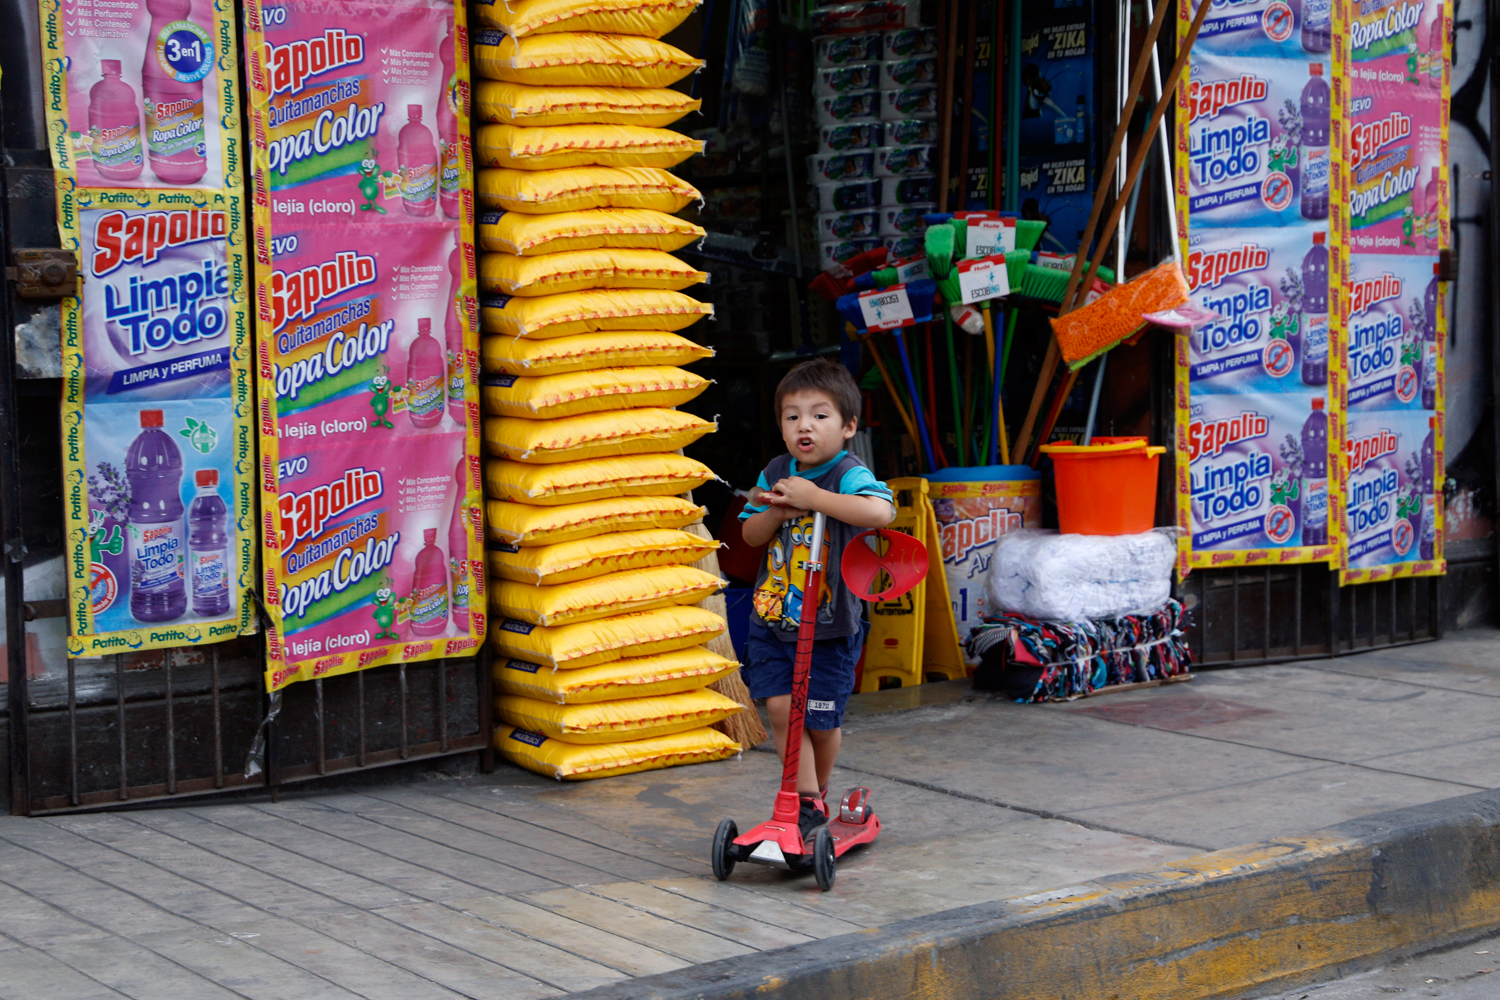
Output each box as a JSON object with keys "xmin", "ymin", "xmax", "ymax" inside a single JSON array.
[{"xmin": 741, "ymin": 621, "xmax": 864, "ymax": 730}]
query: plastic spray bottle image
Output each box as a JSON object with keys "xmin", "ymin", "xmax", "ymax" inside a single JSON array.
[
  {"xmin": 127, "ymin": 409, "xmax": 187, "ymax": 622},
  {"xmin": 406, "ymin": 318, "xmax": 446, "ymax": 428},
  {"xmin": 449, "ymin": 458, "xmax": 470, "ymax": 631},
  {"xmin": 142, "ymin": 0, "xmax": 209, "ymax": 184},
  {"xmin": 1301, "ymin": 398, "xmax": 1329, "ymax": 546},
  {"xmin": 1301, "ymin": 0, "xmax": 1331, "ymax": 52},
  {"xmin": 1420, "ymin": 417, "xmax": 1436, "ymax": 560},
  {"xmin": 89, "ymin": 60, "xmax": 144, "ymax": 181},
  {"xmin": 438, "ymin": 16, "xmax": 461, "ymax": 220},
  {"xmin": 1423, "ymin": 263, "xmax": 1439, "ymax": 409},
  {"xmin": 1300, "ymin": 64, "xmax": 1330, "ymax": 221},
  {"xmin": 188, "ymin": 468, "xmax": 230, "ymax": 617},
  {"xmin": 408, "ymin": 528, "xmax": 450, "ymax": 637},
  {"xmin": 1424, "ymin": 167, "xmax": 1441, "ymax": 250},
  {"xmin": 446, "ymin": 233, "xmax": 467, "ymax": 426},
  {"xmin": 1429, "ymin": 3, "xmax": 1445, "ymax": 88},
  {"xmin": 1301, "ymin": 231, "xmax": 1329, "ymax": 386},
  {"xmin": 398, "ymin": 104, "xmax": 438, "ymax": 217}
]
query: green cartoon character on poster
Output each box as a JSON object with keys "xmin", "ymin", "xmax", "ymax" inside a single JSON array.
[
  {"xmin": 368, "ymin": 365, "xmax": 397, "ymax": 429},
  {"xmin": 1401, "ymin": 206, "xmax": 1417, "ymax": 247},
  {"xmin": 371, "ymin": 578, "xmax": 401, "ymax": 640},
  {"xmin": 356, "ymin": 158, "xmax": 387, "ymax": 214}
]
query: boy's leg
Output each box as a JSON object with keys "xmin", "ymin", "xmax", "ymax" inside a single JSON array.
[
  {"xmin": 807, "ymin": 727, "xmax": 842, "ymax": 794},
  {"xmin": 765, "ymin": 695, "xmax": 823, "ymax": 797}
]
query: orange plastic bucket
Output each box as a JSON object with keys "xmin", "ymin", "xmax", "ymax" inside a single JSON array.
[{"xmin": 1040, "ymin": 436, "xmax": 1165, "ymax": 535}]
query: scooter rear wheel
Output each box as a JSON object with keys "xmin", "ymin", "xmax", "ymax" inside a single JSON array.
[
  {"xmin": 712, "ymin": 818, "xmax": 738, "ymax": 881},
  {"xmin": 813, "ymin": 826, "xmax": 836, "ymax": 891}
]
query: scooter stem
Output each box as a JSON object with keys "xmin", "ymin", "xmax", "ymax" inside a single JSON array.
[{"xmin": 778, "ymin": 511, "xmax": 826, "ymax": 805}]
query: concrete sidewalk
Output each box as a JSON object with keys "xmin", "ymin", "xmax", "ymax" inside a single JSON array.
[{"xmin": 0, "ymin": 631, "xmax": 1497, "ymax": 999}]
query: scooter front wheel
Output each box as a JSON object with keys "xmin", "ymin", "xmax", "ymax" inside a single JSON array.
[
  {"xmin": 712, "ymin": 818, "xmax": 738, "ymax": 881},
  {"xmin": 813, "ymin": 826, "xmax": 836, "ymax": 891}
]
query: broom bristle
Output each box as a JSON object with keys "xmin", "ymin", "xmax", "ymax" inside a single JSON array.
[
  {"xmin": 1014, "ymin": 218, "xmax": 1047, "ymax": 252},
  {"xmin": 924, "ymin": 223, "xmax": 956, "ymax": 278},
  {"xmin": 685, "ymin": 522, "xmax": 767, "ymax": 749},
  {"xmin": 1050, "ymin": 261, "xmax": 1190, "ymax": 369}
]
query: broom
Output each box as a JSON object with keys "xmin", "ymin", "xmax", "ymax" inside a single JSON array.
[
  {"xmin": 1010, "ymin": 0, "xmax": 1175, "ymax": 462},
  {"xmin": 686, "ymin": 521, "xmax": 768, "ymax": 749}
]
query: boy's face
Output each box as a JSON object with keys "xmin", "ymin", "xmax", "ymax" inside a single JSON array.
[{"xmin": 779, "ymin": 389, "xmax": 856, "ymax": 466}]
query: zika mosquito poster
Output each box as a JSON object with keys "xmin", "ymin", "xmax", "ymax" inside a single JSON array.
[
  {"xmin": 40, "ymin": 1, "xmax": 257, "ymax": 656},
  {"xmin": 244, "ymin": 0, "xmax": 482, "ymax": 691},
  {"xmin": 1330, "ymin": 0, "xmax": 1448, "ymax": 582},
  {"xmin": 1175, "ymin": 0, "xmax": 1340, "ymax": 572}
]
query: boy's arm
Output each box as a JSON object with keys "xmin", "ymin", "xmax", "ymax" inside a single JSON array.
[
  {"xmin": 765, "ymin": 477, "xmax": 895, "ymax": 529},
  {"xmin": 741, "ymin": 504, "xmax": 801, "ymax": 546}
]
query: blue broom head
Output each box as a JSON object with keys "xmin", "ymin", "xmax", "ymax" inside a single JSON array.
[{"xmin": 837, "ymin": 278, "xmax": 938, "ymax": 333}]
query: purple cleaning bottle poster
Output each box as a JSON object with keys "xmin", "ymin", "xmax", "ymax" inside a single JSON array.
[
  {"xmin": 245, "ymin": 0, "xmax": 481, "ymax": 692},
  {"xmin": 58, "ymin": 197, "xmax": 256, "ymax": 656},
  {"xmin": 38, "ymin": 0, "xmax": 234, "ymax": 192},
  {"xmin": 39, "ymin": 0, "xmax": 257, "ymax": 657},
  {"xmin": 1330, "ymin": 0, "xmax": 1448, "ymax": 582},
  {"xmin": 1176, "ymin": 0, "xmax": 1343, "ymax": 573}
]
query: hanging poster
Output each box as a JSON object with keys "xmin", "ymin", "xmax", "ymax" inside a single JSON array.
[
  {"xmin": 244, "ymin": 0, "xmax": 482, "ymax": 692},
  {"xmin": 40, "ymin": 0, "xmax": 257, "ymax": 656},
  {"xmin": 1015, "ymin": 0, "xmax": 1096, "ymax": 249},
  {"xmin": 1175, "ymin": 0, "xmax": 1338, "ymax": 572},
  {"xmin": 1330, "ymin": 0, "xmax": 1448, "ymax": 582}
]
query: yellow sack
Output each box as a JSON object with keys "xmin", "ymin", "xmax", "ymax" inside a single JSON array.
[
  {"xmin": 475, "ymin": 81, "xmax": 701, "ymax": 128},
  {"xmin": 479, "ymin": 248, "xmax": 707, "ymax": 297},
  {"xmin": 490, "ymin": 605, "xmax": 727, "ymax": 668},
  {"xmin": 479, "ymin": 209, "xmax": 704, "ymax": 256},
  {"xmin": 486, "ymin": 495, "xmax": 706, "ymax": 546},
  {"xmin": 481, "ymin": 289, "xmax": 713, "ymax": 338},
  {"xmin": 489, "ymin": 528, "xmax": 719, "ymax": 584},
  {"xmin": 485, "ymin": 452, "xmax": 715, "ymax": 505},
  {"xmin": 484, "ymin": 408, "xmax": 714, "ymax": 464},
  {"xmin": 478, "ymin": 167, "xmax": 702, "ymax": 215},
  {"xmin": 474, "ymin": 0, "xmax": 700, "ymax": 39},
  {"xmin": 482, "ymin": 331, "xmax": 713, "ymax": 377},
  {"xmin": 496, "ymin": 688, "xmax": 741, "ymax": 744},
  {"xmin": 496, "ymin": 725, "xmax": 739, "ymax": 780},
  {"xmin": 483, "ymin": 366, "xmax": 709, "ymax": 419},
  {"xmin": 473, "ymin": 32, "xmax": 704, "ymax": 88},
  {"xmin": 477, "ymin": 124, "xmax": 704, "ymax": 170},
  {"xmin": 492, "ymin": 565, "xmax": 722, "ymax": 627},
  {"xmin": 494, "ymin": 647, "xmax": 738, "ymax": 704}
]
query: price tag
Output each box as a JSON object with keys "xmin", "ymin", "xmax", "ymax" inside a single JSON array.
[
  {"xmin": 956, "ymin": 258, "xmax": 1010, "ymax": 303},
  {"xmin": 858, "ymin": 284, "xmax": 916, "ymax": 331},
  {"xmin": 965, "ymin": 218, "xmax": 1016, "ymax": 258},
  {"xmin": 892, "ymin": 255, "xmax": 930, "ymax": 283}
]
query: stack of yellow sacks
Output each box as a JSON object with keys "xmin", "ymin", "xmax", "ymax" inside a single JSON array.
[{"xmin": 474, "ymin": 0, "xmax": 744, "ymax": 780}]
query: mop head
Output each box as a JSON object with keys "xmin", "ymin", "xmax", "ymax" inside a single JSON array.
[
  {"xmin": 1050, "ymin": 261, "xmax": 1190, "ymax": 370},
  {"xmin": 924, "ymin": 223, "xmax": 956, "ymax": 278}
]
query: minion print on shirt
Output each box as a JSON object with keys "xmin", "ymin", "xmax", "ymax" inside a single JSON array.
[{"xmin": 752, "ymin": 512, "xmax": 835, "ymax": 631}]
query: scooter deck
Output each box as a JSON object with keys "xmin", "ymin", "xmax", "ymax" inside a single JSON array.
[{"xmin": 825, "ymin": 813, "xmax": 881, "ymax": 857}]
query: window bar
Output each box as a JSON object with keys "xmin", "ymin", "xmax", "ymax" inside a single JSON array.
[
  {"xmin": 357, "ymin": 668, "xmax": 367, "ymax": 767},
  {"xmin": 1231, "ymin": 569, "xmax": 1241, "ymax": 661},
  {"xmin": 316, "ymin": 677, "xmax": 326, "ymax": 776},
  {"xmin": 164, "ymin": 648, "xmax": 176, "ymax": 795},
  {"xmin": 438, "ymin": 661, "xmax": 449, "ymax": 753},
  {"xmin": 1262, "ymin": 566, "xmax": 1271, "ymax": 660},
  {"xmin": 1293, "ymin": 564, "xmax": 1304, "ymax": 655},
  {"xmin": 67, "ymin": 657, "xmax": 78, "ymax": 807},
  {"xmin": 211, "ymin": 647, "xmax": 223, "ymax": 788},
  {"xmin": 479, "ymin": 646, "xmax": 495, "ymax": 773},
  {"xmin": 116, "ymin": 653, "xmax": 128, "ymax": 800},
  {"xmin": 1328, "ymin": 571, "xmax": 1342, "ymax": 656},
  {"xmin": 1410, "ymin": 576, "xmax": 1419, "ymax": 641},
  {"xmin": 399, "ymin": 663, "xmax": 409, "ymax": 760}
]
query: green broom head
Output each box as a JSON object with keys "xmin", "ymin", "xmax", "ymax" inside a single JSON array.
[
  {"xmin": 1005, "ymin": 249, "xmax": 1031, "ymax": 290},
  {"xmin": 1018, "ymin": 262, "xmax": 1072, "ymax": 303},
  {"xmin": 950, "ymin": 218, "xmax": 970, "ymax": 259},
  {"xmin": 868, "ymin": 266, "xmax": 900, "ymax": 289},
  {"xmin": 1014, "ymin": 218, "xmax": 1047, "ymax": 252},
  {"xmin": 924, "ymin": 223, "xmax": 956, "ymax": 278},
  {"xmin": 937, "ymin": 267, "xmax": 963, "ymax": 306}
]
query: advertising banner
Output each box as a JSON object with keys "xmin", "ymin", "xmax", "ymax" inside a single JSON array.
[
  {"xmin": 40, "ymin": 1, "xmax": 256, "ymax": 656},
  {"xmin": 244, "ymin": 0, "xmax": 481, "ymax": 691},
  {"xmin": 1331, "ymin": 0, "xmax": 1448, "ymax": 582},
  {"xmin": 1176, "ymin": 0, "xmax": 1340, "ymax": 572},
  {"xmin": 1015, "ymin": 0, "xmax": 1097, "ymax": 248}
]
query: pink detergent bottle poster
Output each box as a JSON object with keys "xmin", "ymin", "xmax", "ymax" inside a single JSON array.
[
  {"xmin": 244, "ymin": 0, "xmax": 480, "ymax": 692},
  {"xmin": 40, "ymin": 2, "xmax": 256, "ymax": 657}
]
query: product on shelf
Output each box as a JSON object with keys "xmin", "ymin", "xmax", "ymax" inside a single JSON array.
[
  {"xmin": 483, "ymin": 452, "xmax": 716, "ymax": 504},
  {"xmin": 479, "ymin": 208, "xmax": 706, "ymax": 255},
  {"xmin": 476, "ymin": 123, "xmax": 705, "ymax": 169},
  {"xmin": 477, "ymin": 166, "xmax": 703, "ymax": 214},
  {"xmin": 489, "ymin": 605, "xmax": 727, "ymax": 668},
  {"xmin": 485, "ymin": 495, "xmax": 707, "ymax": 546},
  {"xmin": 495, "ymin": 724, "xmax": 740, "ymax": 780},
  {"xmin": 480, "ymin": 288, "xmax": 715, "ymax": 338},
  {"xmin": 482, "ymin": 365, "xmax": 711, "ymax": 418},
  {"xmin": 481, "ymin": 330, "xmax": 715, "ymax": 376},
  {"xmin": 479, "ymin": 247, "xmax": 708, "ymax": 296},
  {"xmin": 487, "ymin": 527, "xmax": 720, "ymax": 584},
  {"xmin": 494, "ymin": 646, "xmax": 739, "ymax": 703},
  {"xmin": 474, "ymin": 81, "xmax": 702, "ymax": 127}
]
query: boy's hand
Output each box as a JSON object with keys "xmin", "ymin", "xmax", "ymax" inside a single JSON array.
[
  {"xmin": 767, "ymin": 477, "xmax": 824, "ymax": 513},
  {"xmin": 747, "ymin": 487, "xmax": 805, "ymax": 523}
]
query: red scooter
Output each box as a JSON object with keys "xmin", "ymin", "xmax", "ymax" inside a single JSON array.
[{"xmin": 711, "ymin": 513, "xmax": 927, "ymax": 891}]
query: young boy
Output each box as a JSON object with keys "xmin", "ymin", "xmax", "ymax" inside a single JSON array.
[{"xmin": 739, "ymin": 359, "xmax": 896, "ymax": 838}]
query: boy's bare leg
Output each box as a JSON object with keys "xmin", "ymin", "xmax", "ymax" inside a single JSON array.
[
  {"xmin": 808, "ymin": 728, "xmax": 841, "ymax": 794},
  {"xmin": 765, "ymin": 695, "xmax": 821, "ymax": 796}
]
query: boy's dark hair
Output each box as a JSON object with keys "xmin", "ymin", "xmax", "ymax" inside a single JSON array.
[{"xmin": 774, "ymin": 359, "xmax": 861, "ymax": 425}]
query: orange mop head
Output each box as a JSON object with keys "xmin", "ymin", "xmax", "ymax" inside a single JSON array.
[{"xmin": 1050, "ymin": 261, "xmax": 1191, "ymax": 370}]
